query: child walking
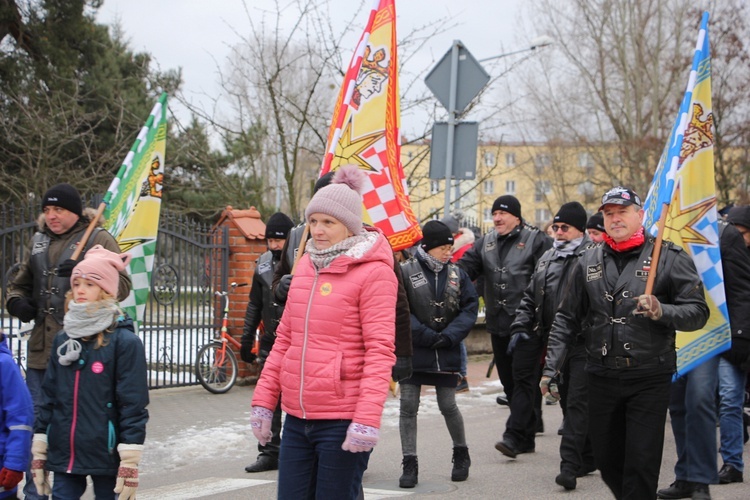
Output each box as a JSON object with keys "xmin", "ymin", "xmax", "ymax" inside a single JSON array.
[
  {"xmin": 31, "ymin": 245, "xmax": 149, "ymax": 500},
  {"xmin": 398, "ymin": 221, "xmax": 478, "ymax": 487}
]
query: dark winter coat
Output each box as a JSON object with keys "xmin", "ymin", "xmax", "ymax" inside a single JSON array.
[
  {"xmin": 718, "ymin": 221, "xmax": 750, "ymax": 369},
  {"xmin": 241, "ymin": 251, "xmax": 284, "ymax": 360},
  {"xmin": 36, "ymin": 316, "xmax": 149, "ymax": 476},
  {"xmin": 402, "ymin": 254, "xmax": 478, "ymax": 373}
]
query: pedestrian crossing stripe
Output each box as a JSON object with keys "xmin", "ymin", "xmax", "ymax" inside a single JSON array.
[{"xmin": 138, "ymin": 478, "xmax": 413, "ymax": 499}]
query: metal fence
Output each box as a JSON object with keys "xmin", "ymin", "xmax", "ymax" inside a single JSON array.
[{"xmin": 1, "ymin": 201, "xmax": 229, "ymax": 389}]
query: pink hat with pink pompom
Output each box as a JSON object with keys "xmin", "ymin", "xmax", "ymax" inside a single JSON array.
[
  {"xmin": 71, "ymin": 245, "xmax": 131, "ymax": 297},
  {"xmin": 305, "ymin": 165, "xmax": 366, "ymax": 235}
]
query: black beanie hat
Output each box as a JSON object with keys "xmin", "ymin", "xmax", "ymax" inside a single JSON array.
[
  {"xmin": 264, "ymin": 212, "xmax": 294, "ymax": 239},
  {"xmin": 727, "ymin": 206, "xmax": 750, "ymax": 229},
  {"xmin": 313, "ymin": 171, "xmax": 335, "ymax": 194},
  {"xmin": 420, "ymin": 220, "xmax": 454, "ymax": 252},
  {"xmin": 491, "ymin": 195, "xmax": 522, "ymax": 220},
  {"xmin": 41, "ymin": 183, "xmax": 83, "ymax": 217},
  {"xmin": 586, "ymin": 212, "xmax": 605, "ymax": 232},
  {"xmin": 554, "ymin": 201, "xmax": 587, "ymax": 232}
]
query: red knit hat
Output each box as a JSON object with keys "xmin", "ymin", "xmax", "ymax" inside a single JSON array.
[{"xmin": 71, "ymin": 245, "xmax": 131, "ymax": 297}]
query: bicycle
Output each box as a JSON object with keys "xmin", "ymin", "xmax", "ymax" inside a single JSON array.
[{"xmin": 195, "ymin": 282, "xmax": 248, "ymax": 394}]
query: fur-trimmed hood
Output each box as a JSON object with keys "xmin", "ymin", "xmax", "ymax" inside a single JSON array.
[{"xmin": 452, "ymin": 227, "xmax": 475, "ymax": 254}]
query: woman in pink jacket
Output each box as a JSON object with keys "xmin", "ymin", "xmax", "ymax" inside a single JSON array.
[{"xmin": 251, "ymin": 165, "xmax": 397, "ymax": 499}]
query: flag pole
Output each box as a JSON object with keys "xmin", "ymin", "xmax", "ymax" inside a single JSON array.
[
  {"xmin": 645, "ymin": 203, "xmax": 669, "ymax": 295},
  {"xmin": 70, "ymin": 202, "xmax": 107, "ymax": 260},
  {"xmin": 291, "ymin": 225, "xmax": 310, "ymax": 274}
]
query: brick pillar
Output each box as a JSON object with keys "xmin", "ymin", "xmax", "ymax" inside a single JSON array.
[{"xmin": 211, "ymin": 206, "xmax": 267, "ymax": 381}]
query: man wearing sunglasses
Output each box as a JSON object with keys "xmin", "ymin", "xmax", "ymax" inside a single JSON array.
[
  {"xmin": 457, "ymin": 195, "xmax": 552, "ymax": 447},
  {"xmin": 494, "ymin": 202, "xmax": 592, "ymax": 476},
  {"xmin": 542, "ymin": 186, "xmax": 709, "ymax": 499}
]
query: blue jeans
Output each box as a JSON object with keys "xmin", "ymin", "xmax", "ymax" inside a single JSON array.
[
  {"xmin": 669, "ymin": 354, "xmax": 720, "ymax": 484},
  {"xmin": 278, "ymin": 415, "xmax": 370, "ymax": 500},
  {"xmin": 459, "ymin": 341, "xmax": 468, "ymax": 378},
  {"xmin": 718, "ymin": 357, "xmax": 746, "ymax": 471},
  {"xmin": 24, "ymin": 368, "xmax": 48, "ymax": 500},
  {"xmin": 52, "ymin": 472, "xmax": 116, "ymax": 500}
]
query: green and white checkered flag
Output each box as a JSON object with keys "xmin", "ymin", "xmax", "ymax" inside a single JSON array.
[{"xmin": 103, "ymin": 93, "xmax": 167, "ymax": 325}]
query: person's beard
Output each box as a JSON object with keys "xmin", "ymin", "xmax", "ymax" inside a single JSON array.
[{"xmin": 271, "ymin": 249, "xmax": 282, "ymax": 261}]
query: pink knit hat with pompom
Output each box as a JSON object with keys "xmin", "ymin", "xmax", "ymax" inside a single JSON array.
[
  {"xmin": 305, "ymin": 165, "xmax": 365, "ymax": 235},
  {"xmin": 71, "ymin": 245, "xmax": 131, "ymax": 298}
]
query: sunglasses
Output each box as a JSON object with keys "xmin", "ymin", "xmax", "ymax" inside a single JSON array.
[{"xmin": 551, "ymin": 224, "xmax": 571, "ymax": 233}]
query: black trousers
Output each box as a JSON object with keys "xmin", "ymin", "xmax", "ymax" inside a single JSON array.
[
  {"xmin": 587, "ymin": 370, "xmax": 671, "ymax": 500},
  {"xmin": 490, "ymin": 334, "xmax": 514, "ymax": 402},
  {"xmin": 558, "ymin": 343, "xmax": 594, "ymax": 474},
  {"xmin": 503, "ymin": 333, "xmax": 544, "ymax": 449}
]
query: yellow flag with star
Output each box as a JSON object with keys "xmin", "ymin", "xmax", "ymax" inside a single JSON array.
[{"xmin": 643, "ymin": 12, "xmax": 729, "ymax": 376}]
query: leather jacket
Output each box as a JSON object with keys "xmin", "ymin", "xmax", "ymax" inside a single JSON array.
[
  {"xmin": 458, "ymin": 223, "xmax": 551, "ymax": 335},
  {"xmin": 512, "ymin": 236, "xmax": 593, "ymax": 339},
  {"xmin": 242, "ymin": 251, "xmax": 285, "ymax": 358},
  {"xmin": 546, "ymin": 232, "xmax": 709, "ymax": 377}
]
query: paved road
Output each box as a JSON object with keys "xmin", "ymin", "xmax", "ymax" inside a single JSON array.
[{"xmin": 76, "ymin": 355, "xmax": 746, "ymax": 499}]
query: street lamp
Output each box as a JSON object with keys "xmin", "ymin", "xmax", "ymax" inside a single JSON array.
[{"xmin": 477, "ymin": 35, "xmax": 554, "ymax": 63}]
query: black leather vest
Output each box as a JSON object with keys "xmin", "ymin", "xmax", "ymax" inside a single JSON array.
[
  {"xmin": 481, "ymin": 226, "xmax": 541, "ymax": 317},
  {"xmin": 401, "ymin": 258, "xmax": 461, "ymax": 332},
  {"xmin": 285, "ymin": 224, "xmax": 307, "ymax": 268},
  {"xmin": 256, "ymin": 251, "xmax": 284, "ymax": 336},
  {"xmin": 30, "ymin": 227, "xmax": 103, "ymax": 324}
]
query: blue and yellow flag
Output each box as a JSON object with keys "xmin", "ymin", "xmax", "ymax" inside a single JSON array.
[
  {"xmin": 103, "ymin": 93, "xmax": 167, "ymax": 324},
  {"xmin": 643, "ymin": 13, "xmax": 729, "ymax": 377}
]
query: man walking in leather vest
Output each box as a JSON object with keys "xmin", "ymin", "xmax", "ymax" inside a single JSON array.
[
  {"xmin": 494, "ymin": 202, "xmax": 591, "ymax": 476},
  {"xmin": 457, "ymin": 195, "xmax": 551, "ymax": 427},
  {"xmin": 240, "ymin": 211, "xmax": 294, "ymax": 473},
  {"xmin": 5, "ymin": 183, "xmax": 130, "ymax": 500},
  {"xmin": 543, "ymin": 186, "xmax": 709, "ymax": 500}
]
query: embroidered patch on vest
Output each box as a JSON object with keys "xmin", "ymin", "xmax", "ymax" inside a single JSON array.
[
  {"xmin": 516, "ymin": 242, "xmax": 526, "ymax": 249},
  {"xmin": 320, "ymin": 282, "xmax": 332, "ymax": 296},
  {"xmin": 409, "ymin": 272, "xmax": 428, "ymax": 288},
  {"xmin": 32, "ymin": 241, "xmax": 47, "ymax": 255},
  {"xmin": 257, "ymin": 261, "xmax": 272, "ymax": 275},
  {"xmin": 635, "ymin": 270, "xmax": 649, "ymax": 280},
  {"xmin": 586, "ymin": 263, "xmax": 602, "ymax": 282},
  {"xmin": 485, "ymin": 239, "xmax": 496, "ymax": 251}
]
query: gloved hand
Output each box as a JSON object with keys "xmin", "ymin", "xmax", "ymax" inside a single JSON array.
[
  {"xmin": 507, "ymin": 331, "xmax": 530, "ymax": 355},
  {"xmin": 240, "ymin": 341, "xmax": 257, "ymax": 364},
  {"xmin": 430, "ymin": 334, "xmax": 450, "ymax": 350},
  {"xmin": 7, "ymin": 297, "xmax": 37, "ymax": 323},
  {"xmin": 114, "ymin": 443, "xmax": 143, "ymax": 500},
  {"xmin": 539, "ymin": 376, "xmax": 560, "ymax": 403},
  {"xmin": 341, "ymin": 422, "xmax": 379, "ymax": 453},
  {"xmin": 391, "ymin": 356, "xmax": 413, "ymax": 382},
  {"xmin": 724, "ymin": 337, "xmax": 750, "ymax": 368},
  {"xmin": 251, "ymin": 406, "xmax": 274, "ymax": 446},
  {"xmin": 56, "ymin": 258, "xmax": 79, "ymax": 278},
  {"xmin": 0, "ymin": 467, "xmax": 24, "ymax": 491},
  {"xmin": 31, "ymin": 433, "xmax": 51, "ymax": 496},
  {"xmin": 634, "ymin": 294, "xmax": 662, "ymax": 320},
  {"xmin": 275, "ymin": 274, "xmax": 292, "ymax": 304}
]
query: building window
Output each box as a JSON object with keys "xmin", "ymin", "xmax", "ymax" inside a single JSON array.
[
  {"xmin": 483, "ymin": 180, "xmax": 494, "ymax": 195},
  {"xmin": 430, "ymin": 180, "xmax": 440, "ymax": 194},
  {"xmin": 578, "ymin": 152, "xmax": 591, "ymax": 167},
  {"xmin": 534, "ymin": 154, "xmax": 551, "ymax": 175},
  {"xmin": 505, "ymin": 180, "xmax": 516, "ymax": 194},
  {"xmin": 484, "ymin": 152, "xmax": 496, "ymax": 167},
  {"xmin": 483, "ymin": 208, "xmax": 492, "ymax": 221},
  {"xmin": 534, "ymin": 180, "xmax": 551, "ymax": 202},
  {"xmin": 535, "ymin": 208, "xmax": 552, "ymax": 224},
  {"xmin": 505, "ymin": 153, "xmax": 516, "ymax": 167}
]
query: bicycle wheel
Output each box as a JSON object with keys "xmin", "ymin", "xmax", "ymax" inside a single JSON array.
[{"xmin": 195, "ymin": 342, "xmax": 238, "ymax": 394}]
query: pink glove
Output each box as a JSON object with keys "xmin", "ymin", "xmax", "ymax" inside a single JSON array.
[
  {"xmin": 634, "ymin": 294, "xmax": 662, "ymax": 320},
  {"xmin": 250, "ymin": 406, "xmax": 273, "ymax": 446},
  {"xmin": 341, "ymin": 422, "xmax": 379, "ymax": 453}
]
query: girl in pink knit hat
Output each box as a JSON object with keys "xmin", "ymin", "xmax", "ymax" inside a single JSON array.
[{"xmin": 30, "ymin": 245, "xmax": 149, "ymax": 500}]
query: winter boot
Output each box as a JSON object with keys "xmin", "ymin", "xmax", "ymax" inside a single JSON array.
[
  {"xmin": 399, "ymin": 455, "xmax": 418, "ymax": 488},
  {"xmin": 451, "ymin": 445, "xmax": 471, "ymax": 481}
]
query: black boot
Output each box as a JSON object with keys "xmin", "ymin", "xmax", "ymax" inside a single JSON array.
[
  {"xmin": 451, "ymin": 446, "xmax": 471, "ymax": 482},
  {"xmin": 399, "ymin": 455, "xmax": 418, "ymax": 488},
  {"xmin": 244, "ymin": 454, "xmax": 278, "ymax": 473}
]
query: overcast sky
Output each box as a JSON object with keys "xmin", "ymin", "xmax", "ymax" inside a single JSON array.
[{"xmin": 96, "ymin": 0, "xmax": 534, "ymax": 138}]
